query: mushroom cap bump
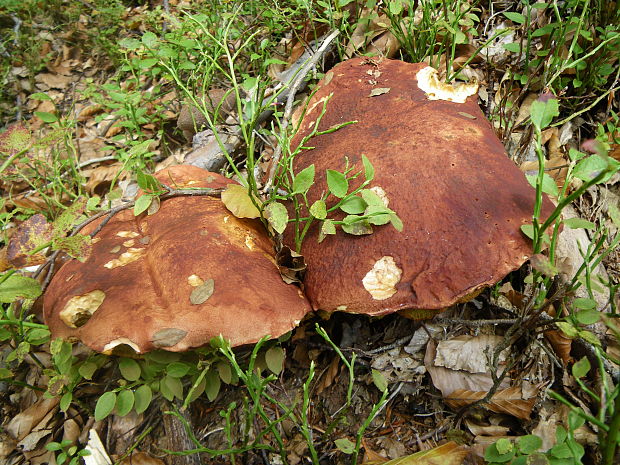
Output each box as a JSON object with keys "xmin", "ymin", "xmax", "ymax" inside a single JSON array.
[
  {"xmin": 44, "ymin": 165, "xmax": 311, "ymax": 353},
  {"xmin": 288, "ymin": 58, "xmax": 555, "ymax": 316}
]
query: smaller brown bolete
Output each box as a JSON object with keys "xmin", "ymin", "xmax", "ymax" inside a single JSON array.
[
  {"xmin": 286, "ymin": 58, "xmax": 555, "ymax": 317},
  {"xmin": 44, "ymin": 165, "xmax": 311, "ymax": 353}
]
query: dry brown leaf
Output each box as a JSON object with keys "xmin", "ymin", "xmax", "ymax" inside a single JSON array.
[
  {"xmin": 425, "ymin": 339, "xmax": 510, "ymax": 397},
  {"xmin": 34, "ymin": 72, "xmax": 74, "ymax": 90},
  {"xmin": 117, "ymin": 451, "xmax": 164, "ymax": 465},
  {"xmin": 6, "ymin": 397, "xmax": 59, "ymax": 441},
  {"xmin": 316, "ymin": 355, "xmax": 341, "ymax": 395},
  {"xmin": 434, "ymin": 335, "xmax": 508, "ymax": 373},
  {"xmin": 362, "ymin": 438, "xmax": 387, "ymax": 463},
  {"xmin": 544, "ymin": 329, "xmax": 572, "ymax": 364},
  {"xmin": 83, "ymin": 163, "xmax": 126, "ymax": 195},
  {"xmin": 364, "ymin": 441, "xmax": 469, "ymax": 465},
  {"xmin": 464, "ymin": 419, "xmax": 510, "ymax": 436},
  {"xmin": 444, "ymin": 386, "xmax": 536, "ymax": 420},
  {"xmin": 521, "ymin": 157, "xmax": 569, "ymax": 189}
]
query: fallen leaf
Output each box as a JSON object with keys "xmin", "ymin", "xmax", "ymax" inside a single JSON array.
[
  {"xmin": 6, "ymin": 214, "xmax": 53, "ymax": 267},
  {"xmin": 364, "ymin": 442, "xmax": 469, "ymax": 465},
  {"xmin": 369, "ymin": 87, "xmax": 391, "ymax": 97},
  {"xmin": 444, "ymin": 386, "xmax": 537, "ymax": 420},
  {"xmin": 425, "ymin": 339, "xmax": 510, "ymax": 397},
  {"xmin": 189, "ymin": 279, "xmax": 215, "ymax": 304},
  {"xmin": 221, "ymin": 184, "xmax": 261, "ymax": 218}
]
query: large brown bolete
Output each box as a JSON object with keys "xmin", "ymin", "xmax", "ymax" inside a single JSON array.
[
  {"xmin": 287, "ymin": 58, "xmax": 554, "ymax": 316},
  {"xmin": 44, "ymin": 165, "xmax": 311, "ymax": 353}
]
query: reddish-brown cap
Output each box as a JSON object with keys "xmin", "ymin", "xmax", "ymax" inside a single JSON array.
[
  {"xmin": 44, "ymin": 165, "xmax": 311, "ymax": 353},
  {"xmin": 287, "ymin": 58, "xmax": 555, "ymax": 316}
]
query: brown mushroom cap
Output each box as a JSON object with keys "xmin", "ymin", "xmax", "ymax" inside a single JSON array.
[
  {"xmin": 44, "ymin": 165, "xmax": 311, "ymax": 353},
  {"xmin": 287, "ymin": 58, "xmax": 555, "ymax": 316}
]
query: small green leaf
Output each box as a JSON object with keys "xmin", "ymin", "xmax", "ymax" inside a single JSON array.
[
  {"xmin": 265, "ymin": 346, "xmax": 285, "ymax": 375},
  {"xmin": 572, "ymin": 356, "xmax": 590, "ymax": 378},
  {"xmin": 556, "ymin": 321, "xmax": 579, "ymax": 338},
  {"xmin": 30, "ymin": 92, "xmax": 53, "ymax": 101},
  {"xmin": 517, "ymin": 435, "xmax": 542, "ymax": 454},
  {"xmin": 309, "ymin": 200, "xmax": 327, "ymax": 220},
  {"xmin": 360, "ymin": 189, "xmax": 386, "ymax": 207},
  {"xmin": 119, "ymin": 358, "xmax": 141, "ymax": 381},
  {"xmin": 503, "ymin": 42, "xmax": 521, "ymax": 53},
  {"xmin": 342, "ymin": 217, "xmax": 373, "ymax": 235},
  {"xmin": 134, "ymin": 385, "xmax": 152, "ymax": 414},
  {"xmin": 390, "ymin": 214, "xmax": 403, "ymax": 232},
  {"xmin": 319, "ymin": 220, "xmax": 337, "ymax": 243},
  {"xmin": 293, "ymin": 165, "xmax": 315, "ymax": 194},
  {"xmin": 204, "ymin": 368, "xmax": 221, "ymax": 401},
  {"xmin": 530, "ymin": 98, "xmax": 559, "ymax": 130},
  {"xmin": 526, "ymin": 173, "xmax": 559, "ymax": 197},
  {"xmin": 166, "ymin": 361, "xmax": 191, "ymax": 378},
  {"xmin": 578, "ymin": 329, "xmax": 601, "ymax": 347},
  {"xmin": 326, "ymin": 170, "xmax": 348, "ymax": 198},
  {"xmin": 141, "ymin": 31, "xmax": 158, "ymax": 47},
  {"xmin": 35, "ymin": 111, "xmax": 58, "ymax": 123},
  {"xmin": 134, "ymin": 195, "xmax": 153, "ymax": 216},
  {"xmin": 496, "ymin": 438, "xmax": 513, "ymax": 455},
  {"xmin": 503, "ymin": 12, "xmax": 526, "ymax": 24},
  {"xmin": 575, "ymin": 309, "xmax": 600, "ymax": 325},
  {"xmin": 340, "ymin": 196, "xmax": 367, "ymax": 214},
  {"xmin": 361, "ymin": 154, "xmax": 374, "ymax": 181},
  {"xmin": 0, "ymin": 274, "xmax": 42, "ymax": 303},
  {"xmin": 218, "ymin": 361, "xmax": 232, "ymax": 384},
  {"xmin": 60, "ymin": 392, "xmax": 72, "ymax": 412},
  {"xmin": 573, "ymin": 154, "xmax": 612, "ymax": 182},
  {"xmin": 563, "ymin": 218, "xmax": 596, "ymax": 229},
  {"xmin": 78, "ymin": 362, "xmax": 98, "ymax": 380},
  {"xmin": 573, "ymin": 298, "xmax": 596, "ymax": 310},
  {"xmin": 162, "ymin": 375, "xmax": 183, "ymax": 400},
  {"xmin": 94, "ymin": 391, "xmax": 117, "ymax": 421},
  {"xmin": 371, "ymin": 369, "xmax": 388, "ymax": 392},
  {"xmin": 520, "ymin": 224, "xmax": 535, "ymax": 239},
  {"xmin": 115, "ymin": 390, "xmax": 135, "ymax": 416},
  {"xmin": 265, "ymin": 202, "xmax": 289, "ymax": 234},
  {"xmin": 365, "ymin": 205, "xmax": 392, "ymax": 225},
  {"xmin": 335, "ymin": 438, "xmax": 356, "ymax": 454}
]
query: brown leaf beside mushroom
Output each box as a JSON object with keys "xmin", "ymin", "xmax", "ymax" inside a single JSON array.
[
  {"xmin": 44, "ymin": 165, "xmax": 311, "ymax": 353},
  {"xmin": 287, "ymin": 57, "xmax": 555, "ymax": 316},
  {"xmin": 177, "ymin": 89, "xmax": 237, "ymax": 141}
]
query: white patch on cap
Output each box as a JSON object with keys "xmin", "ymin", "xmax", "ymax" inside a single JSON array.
[
  {"xmin": 362, "ymin": 256, "xmax": 402, "ymax": 300},
  {"xmin": 60, "ymin": 290, "xmax": 106, "ymax": 328},
  {"xmin": 104, "ymin": 248, "xmax": 145, "ymax": 269},
  {"xmin": 416, "ymin": 67, "xmax": 478, "ymax": 103},
  {"xmin": 103, "ymin": 338, "xmax": 141, "ymax": 354}
]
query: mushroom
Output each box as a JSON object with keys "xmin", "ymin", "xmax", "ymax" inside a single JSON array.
[
  {"xmin": 286, "ymin": 58, "xmax": 555, "ymax": 316},
  {"xmin": 44, "ymin": 165, "xmax": 311, "ymax": 353}
]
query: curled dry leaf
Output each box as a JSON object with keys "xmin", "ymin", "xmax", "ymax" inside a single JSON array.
[{"xmin": 444, "ymin": 386, "xmax": 537, "ymax": 420}]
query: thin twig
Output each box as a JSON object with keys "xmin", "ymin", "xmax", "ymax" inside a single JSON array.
[{"xmin": 263, "ymin": 29, "xmax": 340, "ymax": 193}]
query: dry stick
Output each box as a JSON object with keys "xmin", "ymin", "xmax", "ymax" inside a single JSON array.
[{"xmin": 262, "ymin": 29, "xmax": 341, "ymax": 194}]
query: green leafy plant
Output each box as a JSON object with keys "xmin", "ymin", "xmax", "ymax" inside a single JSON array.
[
  {"xmin": 45, "ymin": 439, "xmax": 91, "ymax": 465},
  {"xmin": 486, "ymin": 427, "xmax": 586, "ymax": 465}
]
